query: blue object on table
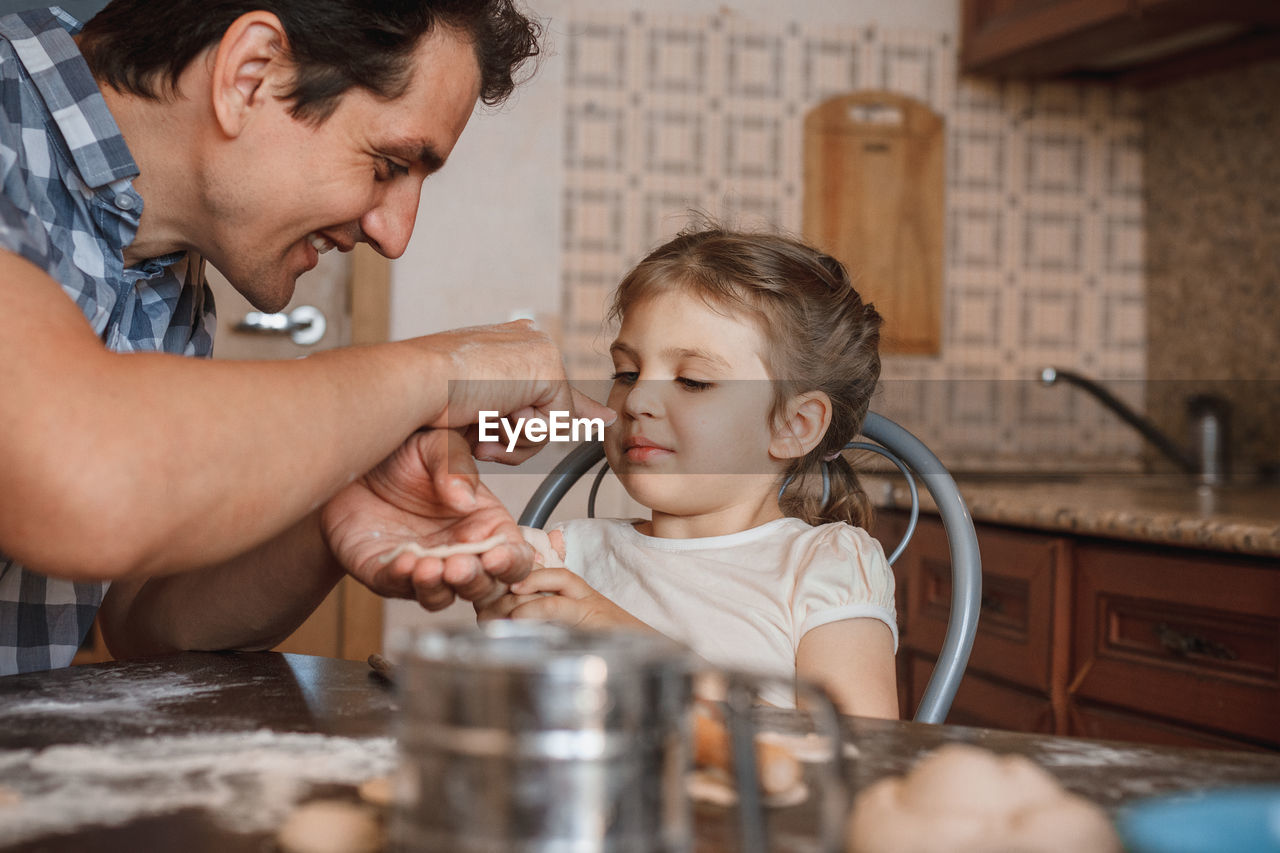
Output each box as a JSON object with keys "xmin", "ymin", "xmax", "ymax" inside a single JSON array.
[{"xmin": 1118, "ymin": 787, "xmax": 1280, "ymax": 853}]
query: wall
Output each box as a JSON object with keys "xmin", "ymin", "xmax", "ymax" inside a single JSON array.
[
  {"xmin": 391, "ymin": 0, "xmax": 966, "ymax": 338},
  {"xmin": 384, "ymin": 0, "xmax": 1150, "ymax": 639},
  {"xmin": 394, "ymin": 0, "xmax": 1149, "ymax": 479},
  {"xmin": 387, "ymin": 0, "xmax": 1003, "ymax": 638},
  {"xmin": 1144, "ymin": 59, "xmax": 1280, "ymax": 480}
]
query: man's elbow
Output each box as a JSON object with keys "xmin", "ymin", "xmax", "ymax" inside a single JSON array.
[{"xmin": 0, "ymin": 497, "xmax": 172, "ymax": 582}]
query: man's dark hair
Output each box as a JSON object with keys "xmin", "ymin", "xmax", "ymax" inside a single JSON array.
[{"xmin": 78, "ymin": 0, "xmax": 541, "ymax": 122}]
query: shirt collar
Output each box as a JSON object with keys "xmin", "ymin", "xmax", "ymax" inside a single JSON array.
[{"xmin": 0, "ymin": 7, "xmax": 140, "ymax": 189}]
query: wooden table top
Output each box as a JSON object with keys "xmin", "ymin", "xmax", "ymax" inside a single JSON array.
[{"xmin": 1, "ymin": 652, "xmax": 1278, "ymax": 852}]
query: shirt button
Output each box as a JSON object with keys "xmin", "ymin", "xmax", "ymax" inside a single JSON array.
[{"xmin": 115, "ymin": 195, "xmax": 135, "ymax": 210}]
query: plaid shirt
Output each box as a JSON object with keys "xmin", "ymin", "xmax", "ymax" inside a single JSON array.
[{"xmin": 0, "ymin": 7, "xmax": 215, "ymax": 675}]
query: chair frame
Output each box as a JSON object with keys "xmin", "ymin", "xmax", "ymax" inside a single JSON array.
[{"xmin": 518, "ymin": 411, "xmax": 981, "ymax": 724}]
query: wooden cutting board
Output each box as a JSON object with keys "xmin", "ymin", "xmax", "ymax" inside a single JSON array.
[{"xmin": 802, "ymin": 91, "xmax": 945, "ymax": 355}]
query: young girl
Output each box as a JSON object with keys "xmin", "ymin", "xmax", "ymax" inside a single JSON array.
[{"xmin": 478, "ymin": 227, "xmax": 898, "ymax": 719}]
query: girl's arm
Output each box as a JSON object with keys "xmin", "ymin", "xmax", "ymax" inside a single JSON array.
[
  {"xmin": 479, "ymin": 566, "xmax": 656, "ymax": 632},
  {"xmin": 796, "ymin": 618, "xmax": 899, "ymax": 720}
]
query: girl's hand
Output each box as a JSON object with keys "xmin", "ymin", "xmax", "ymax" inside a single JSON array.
[{"xmin": 476, "ymin": 567, "xmax": 652, "ymax": 632}]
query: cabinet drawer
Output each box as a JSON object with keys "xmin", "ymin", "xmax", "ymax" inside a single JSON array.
[
  {"xmin": 1072, "ymin": 543, "xmax": 1280, "ymax": 746},
  {"xmin": 902, "ymin": 518, "xmax": 1061, "ymax": 693},
  {"xmin": 1068, "ymin": 701, "xmax": 1271, "ymax": 753},
  {"xmin": 911, "ymin": 656, "xmax": 1055, "ymax": 733}
]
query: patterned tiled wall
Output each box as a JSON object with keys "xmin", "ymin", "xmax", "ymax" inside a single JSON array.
[{"xmin": 560, "ymin": 9, "xmax": 1147, "ymax": 470}]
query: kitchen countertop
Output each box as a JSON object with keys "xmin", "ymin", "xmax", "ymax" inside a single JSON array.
[
  {"xmin": 2, "ymin": 652, "xmax": 1280, "ymax": 851},
  {"xmin": 867, "ymin": 472, "xmax": 1280, "ymax": 557}
]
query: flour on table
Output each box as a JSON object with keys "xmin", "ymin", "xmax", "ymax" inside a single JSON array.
[
  {"xmin": 1031, "ymin": 740, "xmax": 1157, "ymax": 769},
  {"xmin": 0, "ymin": 666, "xmax": 230, "ymax": 720},
  {"xmin": 0, "ymin": 730, "xmax": 396, "ymax": 846}
]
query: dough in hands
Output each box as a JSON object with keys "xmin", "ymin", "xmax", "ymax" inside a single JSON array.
[
  {"xmin": 277, "ymin": 799, "xmax": 383, "ymax": 853},
  {"xmin": 846, "ymin": 743, "xmax": 1120, "ymax": 853},
  {"xmin": 377, "ymin": 533, "xmax": 509, "ymax": 565},
  {"xmin": 357, "ymin": 775, "xmax": 394, "ymax": 809}
]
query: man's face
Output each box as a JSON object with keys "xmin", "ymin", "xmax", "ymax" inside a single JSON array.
[{"xmin": 202, "ymin": 27, "xmax": 481, "ymax": 311}]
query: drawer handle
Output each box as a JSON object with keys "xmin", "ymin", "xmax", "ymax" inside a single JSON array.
[
  {"xmin": 980, "ymin": 594, "xmax": 1003, "ymax": 615},
  {"xmin": 1154, "ymin": 623, "xmax": 1237, "ymax": 661}
]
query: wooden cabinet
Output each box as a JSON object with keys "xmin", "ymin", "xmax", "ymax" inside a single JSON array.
[
  {"xmin": 1071, "ymin": 541, "xmax": 1280, "ymax": 746},
  {"xmin": 914, "ymin": 524, "xmax": 1066, "ymax": 694},
  {"xmin": 961, "ymin": 0, "xmax": 1280, "ymax": 84},
  {"xmin": 880, "ymin": 514, "xmax": 1070, "ymax": 732},
  {"xmin": 910, "ymin": 654, "xmax": 1057, "ymax": 733},
  {"xmin": 1068, "ymin": 701, "xmax": 1274, "ymax": 752},
  {"xmin": 876, "ymin": 510, "xmax": 1280, "ymax": 750}
]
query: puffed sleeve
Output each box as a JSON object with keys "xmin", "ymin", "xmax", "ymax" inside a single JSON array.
[{"xmin": 791, "ymin": 523, "xmax": 898, "ymax": 652}]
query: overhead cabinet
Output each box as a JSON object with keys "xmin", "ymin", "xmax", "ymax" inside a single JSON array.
[{"xmin": 961, "ymin": 0, "xmax": 1280, "ymax": 83}]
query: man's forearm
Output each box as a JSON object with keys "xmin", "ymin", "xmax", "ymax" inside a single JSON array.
[
  {"xmin": 0, "ymin": 249, "xmax": 436, "ymax": 581},
  {"xmin": 2, "ymin": 250, "xmax": 582, "ymax": 586},
  {"xmin": 98, "ymin": 510, "xmax": 345, "ymax": 658}
]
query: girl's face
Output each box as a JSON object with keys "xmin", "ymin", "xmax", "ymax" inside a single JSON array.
[{"xmin": 604, "ymin": 289, "xmax": 788, "ymax": 526}]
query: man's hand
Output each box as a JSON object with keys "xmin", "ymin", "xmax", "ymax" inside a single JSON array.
[
  {"xmin": 465, "ymin": 387, "xmax": 613, "ymax": 464},
  {"xmin": 322, "ymin": 429, "xmax": 533, "ymax": 610},
  {"xmin": 474, "ymin": 567, "xmax": 652, "ymax": 632},
  {"xmin": 421, "ymin": 320, "xmax": 612, "ymax": 464}
]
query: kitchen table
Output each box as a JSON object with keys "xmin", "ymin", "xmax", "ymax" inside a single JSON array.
[{"xmin": 1, "ymin": 652, "xmax": 1279, "ymax": 851}]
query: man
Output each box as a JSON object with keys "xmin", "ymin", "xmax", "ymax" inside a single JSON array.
[{"xmin": 0, "ymin": 1, "xmax": 606, "ymax": 674}]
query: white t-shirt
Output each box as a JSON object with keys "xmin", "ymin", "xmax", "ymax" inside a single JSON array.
[{"xmin": 525, "ymin": 517, "xmax": 897, "ymax": 708}]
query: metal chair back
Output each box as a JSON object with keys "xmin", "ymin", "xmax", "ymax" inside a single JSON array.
[{"xmin": 518, "ymin": 411, "xmax": 981, "ymax": 724}]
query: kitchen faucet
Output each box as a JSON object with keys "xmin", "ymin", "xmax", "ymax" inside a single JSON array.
[{"xmin": 1039, "ymin": 367, "xmax": 1230, "ymax": 486}]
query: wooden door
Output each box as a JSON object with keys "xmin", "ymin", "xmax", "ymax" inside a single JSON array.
[
  {"xmin": 76, "ymin": 248, "xmax": 390, "ymax": 665},
  {"xmin": 206, "ymin": 248, "xmax": 389, "ymax": 661}
]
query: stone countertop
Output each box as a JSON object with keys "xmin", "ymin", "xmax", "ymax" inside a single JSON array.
[{"xmin": 866, "ymin": 473, "xmax": 1280, "ymax": 558}]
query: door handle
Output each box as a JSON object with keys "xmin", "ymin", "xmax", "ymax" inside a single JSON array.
[{"xmin": 234, "ymin": 305, "xmax": 327, "ymax": 346}]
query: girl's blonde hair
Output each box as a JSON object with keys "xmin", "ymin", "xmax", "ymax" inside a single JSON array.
[{"xmin": 609, "ymin": 226, "xmax": 883, "ymax": 529}]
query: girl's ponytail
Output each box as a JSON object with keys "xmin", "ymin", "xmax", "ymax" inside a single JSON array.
[{"xmin": 779, "ymin": 453, "xmax": 873, "ymax": 529}]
